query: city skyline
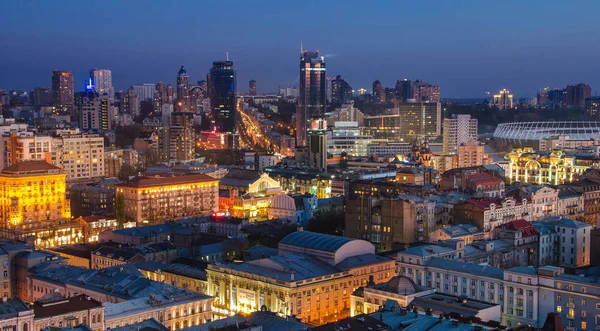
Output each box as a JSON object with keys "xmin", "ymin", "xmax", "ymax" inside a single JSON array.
[{"xmin": 2, "ymin": 1, "xmax": 600, "ymax": 98}]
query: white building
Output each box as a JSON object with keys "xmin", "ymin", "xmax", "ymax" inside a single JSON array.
[
  {"xmin": 90, "ymin": 68, "xmax": 114, "ymax": 99},
  {"xmin": 367, "ymin": 142, "xmax": 412, "ymax": 158},
  {"xmin": 533, "ymin": 217, "xmax": 591, "ymax": 268},
  {"xmin": 327, "ymin": 122, "xmax": 385, "ymax": 157},
  {"xmin": 442, "ymin": 114, "xmax": 478, "ymax": 154},
  {"xmin": 51, "ymin": 130, "xmax": 105, "ymax": 181},
  {"xmin": 132, "ymin": 84, "xmax": 156, "ymax": 102}
]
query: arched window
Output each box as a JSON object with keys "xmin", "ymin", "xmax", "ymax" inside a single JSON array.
[{"xmin": 23, "ymin": 323, "xmax": 28, "ymax": 331}]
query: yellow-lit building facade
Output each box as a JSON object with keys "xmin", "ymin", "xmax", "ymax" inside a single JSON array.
[
  {"xmin": 221, "ymin": 173, "xmax": 283, "ymax": 220},
  {"xmin": 116, "ymin": 174, "xmax": 219, "ymax": 225},
  {"xmin": 506, "ymin": 148, "xmax": 597, "ymax": 185},
  {"xmin": 206, "ymin": 231, "xmax": 395, "ymax": 325},
  {"xmin": 0, "ymin": 161, "xmax": 81, "ymax": 248}
]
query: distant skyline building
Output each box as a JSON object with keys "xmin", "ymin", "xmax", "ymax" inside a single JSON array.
[
  {"xmin": 415, "ymin": 82, "xmax": 440, "ymax": 102},
  {"xmin": 249, "ymin": 80, "xmax": 257, "ymax": 96},
  {"xmin": 176, "ymin": 65, "xmax": 190, "ymax": 112},
  {"xmin": 493, "ymin": 88, "xmax": 514, "ymax": 110},
  {"xmin": 443, "ymin": 114, "xmax": 478, "ymax": 154},
  {"xmin": 372, "ymin": 80, "xmax": 386, "ymax": 103},
  {"xmin": 79, "ymin": 91, "xmax": 112, "ymax": 130},
  {"xmin": 296, "ymin": 50, "xmax": 326, "ymax": 146},
  {"xmin": 208, "ymin": 61, "xmax": 237, "ymax": 133},
  {"xmin": 89, "ymin": 68, "xmax": 114, "ymax": 99},
  {"xmin": 132, "ymin": 84, "xmax": 155, "ymax": 102},
  {"xmin": 330, "ymin": 75, "xmax": 352, "ymax": 104},
  {"xmin": 563, "ymin": 83, "xmax": 591, "ymax": 108},
  {"xmin": 397, "ymin": 102, "xmax": 442, "ymax": 139},
  {"xmin": 52, "ymin": 70, "xmax": 74, "ymax": 114},
  {"xmin": 31, "ymin": 87, "xmax": 52, "ymax": 107},
  {"xmin": 395, "ymin": 79, "xmax": 415, "ymax": 102}
]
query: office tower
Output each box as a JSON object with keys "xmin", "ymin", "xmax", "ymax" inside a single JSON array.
[
  {"xmin": 331, "ymin": 75, "xmax": 353, "ymax": 104},
  {"xmin": 89, "ymin": 68, "xmax": 114, "ymax": 99},
  {"xmin": 79, "ymin": 90, "xmax": 112, "ymax": 130},
  {"xmin": 563, "ymin": 83, "xmax": 591, "ymax": 108},
  {"xmin": 492, "ymin": 89, "xmax": 514, "ymax": 110},
  {"xmin": 208, "ymin": 61, "xmax": 236, "ymax": 133},
  {"xmin": 395, "ymin": 79, "xmax": 415, "ymax": 102},
  {"xmin": 307, "ymin": 116, "xmax": 327, "ymax": 170},
  {"xmin": 296, "ymin": 50, "xmax": 326, "ymax": 146},
  {"xmin": 443, "ymin": 114, "xmax": 478, "ymax": 154},
  {"xmin": 325, "ymin": 77, "xmax": 332, "ymax": 103},
  {"xmin": 397, "ymin": 102, "xmax": 442, "ymax": 139},
  {"xmin": 176, "ymin": 66, "xmax": 190, "ymax": 112},
  {"xmin": 415, "ymin": 83, "xmax": 440, "ymax": 102},
  {"xmin": 132, "ymin": 84, "xmax": 155, "ymax": 102},
  {"xmin": 31, "ymin": 87, "xmax": 52, "ymax": 107},
  {"xmin": 372, "ymin": 80, "xmax": 386, "ymax": 103},
  {"xmin": 52, "ymin": 70, "xmax": 75, "ymax": 114},
  {"xmin": 249, "ymin": 80, "xmax": 257, "ymax": 96},
  {"xmin": 169, "ymin": 112, "xmax": 195, "ymax": 161}
]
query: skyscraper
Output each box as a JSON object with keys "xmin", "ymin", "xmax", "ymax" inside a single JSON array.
[
  {"xmin": 296, "ymin": 50, "xmax": 326, "ymax": 146},
  {"xmin": 331, "ymin": 75, "xmax": 352, "ymax": 104},
  {"xmin": 31, "ymin": 87, "xmax": 52, "ymax": 107},
  {"xmin": 176, "ymin": 66, "xmax": 190, "ymax": 112},
  {"xmin": 443, "ymin": 114, "xmax": 478, "ymax": 154},
  {"xmin": 396, "ymin": 102, "xmax": 442, "ymax": 139},
  {"xmin": 372, "ymin": 80, "xmax": 386, "ymax": 103},
  {"xmin": 90, "ymin": 68, "xmax": 114, "ymax": 99},
  {"xmin": 169, "ymin": 112, "xmax": 195, "ymax": 161},
  {"xmin": 307, "ymin": 116, "xmax": 327, "ymax": 170},
  {"xmin": 415, "ymin": 82, "xmax": 440, "ymax": 102},
  {"xmin": 493, "ymin": 89, "xmax": 514, "ymax": 110},
  {"xmin": 79, "ymin": 90, "xmax": 112, "ymax": 130},
  {"xmin": 395, "ymin": 79, "xmax": 416, "ymax": 102},
  {"xmin": 249, "ymin": 80, "xmax": 257, "ymax": 96},
  {"xmin": 208, "ymin": 61, "xmax": 236, "ymax": 133},
  {"xmin": 132, "ymin": 84, "xmax": 156, "ymax": 102},
  {"xmin": 52, "ymin": 70, "xmax": 74, "ymax": 114}
]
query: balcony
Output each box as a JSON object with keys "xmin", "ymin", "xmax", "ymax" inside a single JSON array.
[{"xmin": 566, "ymin": 302, "xmax": 575, "ymax": 308}]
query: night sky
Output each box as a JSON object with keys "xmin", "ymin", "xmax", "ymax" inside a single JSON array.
[{"xmin": 1, "ymin": 0, "xmax": 599, "ymax": 98}]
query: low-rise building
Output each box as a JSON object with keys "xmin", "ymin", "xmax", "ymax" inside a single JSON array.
[
  {"xmin": 454, "ymin": 197, "xmax": 531, "ymax": 235},
  {"xmin": 465, "ymin": 173, "xmax": 505, "ymax": 198},
  {"xmin": 136, "ymin": 261, "xmax": 208, "ymax": 294},
  {"xmin": 428, "ymin": 224, "xmax": 484, "ymax": 244},
  {"xmin": 33, "ymin": 294, "xmax": 104, "ymax": 331},
  {"xmin": 0, "ymin": 298, "xmax": 34, "ymax": 331},
  {"xmin": 91, "ymin": 242, "xmax": 178, "ymax": 269}
]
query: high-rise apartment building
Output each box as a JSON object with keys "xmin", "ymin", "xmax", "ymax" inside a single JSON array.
[
  {"xmin": 2, "ymin": 132, "xmax": 53, "ymax": 169},
  {"xmin": 208, "ymin": 61, "xmax": 236, "ymax": 133},
  {"xmin": 52, "ymin": 70, "xmax": 75, "ymax": 114},
  {"xmin": 176, "ymin": 66, "xmax": 190, "ymax": 112},
  {"xmin": 132, "ymin": 84, "xmax": 156, "ymax": 102},
  {"xmin": 457, "ymin": 142, "xmax": 486, "ymax": 168},
  {"xmin": 51, "ymin": 130, "xmax": 105, "ymax": 181},
  {"xmin": 395, "ymin": 79, "xmax": 415, "ymax": 102},
  {"xmin": 122, "ymin": 88, "xmax": 141, "ymax": 117},
  {"xmin": 442, "ymin": 114, "xmax": 478, "ymax": 154},
  {"xmin": 331, "ymin": 75, "xmax": 352, "ymax": 104},
  {"xmin": 169, "ymin": 112, "xmax": 195, "ymax": 161},
  {"xmin": 585, "ymin": 97, "xmax": 600, "ymax": 120},
  {"xmin": 89, "ymin": 68, "xmax": 114, "ymax": 99},
  {"xmin": 248, "ymin": 80, "xmax": 257, "ymax": 96},
  {"xmin": 415, "ymin": 83, "xmax": 440, "ymax": 102},
  {"xmin": 296, "ymin": 51, "xmax": 326, "ymax": 146},
  {"xmin": 563, "ymin": 83, "xmax": 591, "ymax": 108},
  {"xmin": 79, "ymin": 91, "xmax": 112, "ymax": 130},
  {"xmin": 372, "ymin": 80, "xmax": 386, "ymax": 103},
  {"xmin": 31, "ymin": 87, "xmax": 53, "ymax": 107},
  {"xmin": 493, "ymin": 89, "xmax": 513, "ymax": 110},
  {"xmin": 397, "ymin": 102, "xmax": 442, "ymax": 139}
]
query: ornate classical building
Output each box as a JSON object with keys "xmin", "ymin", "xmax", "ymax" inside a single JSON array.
[
  {"xmin": 505, "ymin": 148, "xmax": 597, "ymax": 185},
  {"xmin": 206, "ymin": 231, "xmax": 395, "ymax": 324}
]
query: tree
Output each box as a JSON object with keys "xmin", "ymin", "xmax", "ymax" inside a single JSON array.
[
  {"xmin": 114, "ymin": 193, "xmax": 126, "ymax": 228},
  {"xmin": 118, "ymin": 164, "xmax": 136, "ymax": 181}
]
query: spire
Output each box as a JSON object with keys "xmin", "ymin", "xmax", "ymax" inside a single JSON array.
[{"xmin": 300, "ymin": 41, "xmax": 303, "ymax": 54}]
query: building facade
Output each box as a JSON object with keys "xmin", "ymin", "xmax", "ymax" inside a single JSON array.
[
  {"xmin": 442, "ymin": 114, "xmax": 478, "ymax": 155},
  {"xmin": 296, "ymin": 51, "xmax": 326, "ymax": 146}
]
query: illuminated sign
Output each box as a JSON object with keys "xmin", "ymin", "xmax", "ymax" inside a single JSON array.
[{"xmin": 86, "ymin": 78, "xmax": 95, "ymax": 91}]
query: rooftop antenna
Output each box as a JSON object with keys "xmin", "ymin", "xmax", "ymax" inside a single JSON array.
[
  {"xmin": 226, "ymin": 52, "xmax": 229, "ymax": 61},
  {"xmin": 300, "ymin": 42, "xmax": 303, "ymax": 54}
]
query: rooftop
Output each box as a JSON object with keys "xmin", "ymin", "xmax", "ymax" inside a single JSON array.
[
  {"xmin": 0, "ymin": 298, "xmax": 32, "ymax": 320},
  {"xmin": 425, "ymin": 258, "xmax": 504, "ymax": 280},
  {"xmin": 117, "ymin": 174, "xmax": 217, "ymax": 188},
  {"xmin": 109, "ymin": 319, "xmax": 168, "ymax": 331},
  {"xmin": 279, "ymin": 231, "xmax": 355, "ymax": 253},
  {"xmin": 1, "ymin": 161, "xmax": 62, "ymax": 175},
  {"xmin": 34, "ymin": 295, "xmax": 102, "ymax": 319},
  {"xmin": 104, "ymin": 291, "xmax": 211, "ymax": 321},
  {"xmin": 399, "ymin": 245, "xmax": 456, "ymax": 258}
]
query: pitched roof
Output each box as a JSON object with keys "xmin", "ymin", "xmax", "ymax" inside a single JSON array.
[
  {"xmin": 117, "ymin": 174, "xmax": 217, "ymax": 188},
  {"xmin": 2, "ymin": 161, "xmax": 62, "ymax": 174},
  {"xmin": 425, "ymin": 258, "xmax": 504, "ymax": 280},
  {"xmin": 219, "ymin": 169, "xmax": 261, "ymax": 188},
  {"xmin": 34, "ymin": 294, "xmax": 102, "ymax": 318},
  {"xmin": 500, "ymin": 219, "xmax": 539, "ymax": 237},
  {"xmin": 467, "ymin": 173, "xmax": 503, "ymax": 186}
]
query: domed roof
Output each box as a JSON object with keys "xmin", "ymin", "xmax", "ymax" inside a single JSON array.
[
  {"xmin": 178, "ymin": 65, "xmax": 187, "ymax": 75},
  {"xmin": 383, "ymin": 276, "xmax": 418, "ymax": 295}
]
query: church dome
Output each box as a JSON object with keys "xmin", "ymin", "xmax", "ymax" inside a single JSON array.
[{"xmin": 178, "ymin": 65, "xmax": 187, "ymax": 75}]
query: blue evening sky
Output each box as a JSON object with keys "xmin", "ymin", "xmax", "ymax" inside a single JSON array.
[{"xmin": 1, "ymin": 0, "xmax": 599, "ymax": 98}]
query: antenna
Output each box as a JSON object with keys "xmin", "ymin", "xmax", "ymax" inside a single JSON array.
[
  {"xmin": 300, "ymin": 42, "xmax": 303, "ymax": 54},
  {"xmin": 226, "ymin": 52, "xmax": 229, "ymax": 61}
]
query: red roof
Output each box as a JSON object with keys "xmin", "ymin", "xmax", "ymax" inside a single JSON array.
[
  {"xmin": 467, "ymin": 173, "xmax": 503, "ymax": 186},
  {"xmin": 500, "ymin": 219, "xmax": 539, "ymax": 237}
]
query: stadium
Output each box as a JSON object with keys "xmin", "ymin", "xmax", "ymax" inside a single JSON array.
[{"xmin": 493, "ymin": 121, "xmax": 600, "ymax": 147}]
